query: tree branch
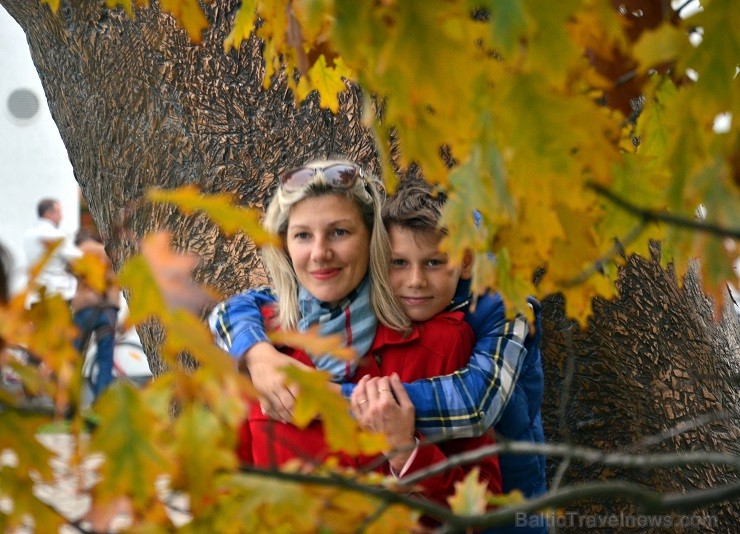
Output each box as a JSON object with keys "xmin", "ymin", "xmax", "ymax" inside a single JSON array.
[
  {"xmin": 625, "ymin": 410, "xmax": 740, "ymax": 453},
  {"xmin": 587, "ymin": 182, "xmax": 740, "ymax": 240},
  {"xmin": 237, "ymin": 466, "xmax": 740, "ymax": 531},
  {"xmin": 400, "ymin": 441, "xmax": 740, "ymax": 487}
]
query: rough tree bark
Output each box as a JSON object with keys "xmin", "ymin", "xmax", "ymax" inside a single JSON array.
[{"xmin": 2, "ymin": 1, "xmax": 738, "ymax": 531}]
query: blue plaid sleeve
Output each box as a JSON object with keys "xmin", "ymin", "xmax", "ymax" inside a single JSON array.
[
  {"xmin": 208, "ymin": 287, "xmax": 278, "ymax": 360},
  {"xmin": 403, "ymin": 292, "xmax": 529, "ymax": 439}
]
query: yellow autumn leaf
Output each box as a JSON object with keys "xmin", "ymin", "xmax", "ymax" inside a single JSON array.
[
  {"xmin": 119, "ymin": 232, "xmax": 218, "ymax": 322},
  {"xmin": 295, "ymin": 55, "xmax": 353, "ymax": 113},
  {"xmin": 268, "ymin": 325, "xmax": 357, "ymax": 362},
  {"xmin": 118, "ymin": 255, "xmax": 167, "ymax": 324},
  {"xmin": 224, "ymin": 0, "xmax": 258, "ymax": 52},
  {"xmin": 40, "ymin": 0, "xmax": 60, "ymax": 13},
  {"xmin": 0, "ymin": 465, "xmax": 65, "ymax": 531},
  {"xmin": 148, "ymin": 185, "xmax": 278, "ymax": 246},
  {"xmin": 160, "ymin": 0, "xmax": 208, "ymax": 43},
  {"xmin": 283, "ymin": 366, "xmax": 387, "ymax": 456},
  {"xmin": 447, "ymin": 467, "xmax": 488, "ymax": 516},
  {"xmin": 633, "ymin": 24, "xmax": 691, "ymax": 73},
  {"xmin": 488, "ymin": 489, "xmax": 526, "ymax": 507},
  {"xmin": 71, "ymin": 251, "xmax": 108, "ymax": 295},
  {"xmin": 105, "ymin": 0, "xmax": 134, "ymax": 17}
]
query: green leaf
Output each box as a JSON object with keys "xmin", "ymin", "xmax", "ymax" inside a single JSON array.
[
  {"xmin": 172, "ymin": 405, "xmax": 237, "ymax": 514},
  {"xmin": 90, "ymin": 382, "xmax": 169, "ymax": 508},
  {"xmin": 634, "ymin": 24, "xmax": 691, "ymax": 73}
]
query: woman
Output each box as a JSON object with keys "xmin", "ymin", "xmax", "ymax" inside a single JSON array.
[{"xmin": 212, "ymin": 159, "xmax": 502, "ymax": 506}]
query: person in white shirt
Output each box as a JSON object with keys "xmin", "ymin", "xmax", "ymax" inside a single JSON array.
[{"xmin": 23, "ymin": 198, "xmax": 80, "ymax": 307}]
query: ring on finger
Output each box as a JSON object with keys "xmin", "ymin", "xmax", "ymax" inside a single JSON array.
[
  {"xmin": 378, "ymin": 388, "xmax": 392, "ymax": 394},
  {"xmin": 358, "ymin": 398, "xmax": 368, "ymax": 404}
]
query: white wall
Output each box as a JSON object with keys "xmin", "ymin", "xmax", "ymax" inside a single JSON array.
[{"xmin": 0, "ymin": 6, "xmax": 79, "ymax": 294}]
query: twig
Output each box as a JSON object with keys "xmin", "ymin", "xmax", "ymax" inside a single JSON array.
[
  {"xmin": 400, "ymin": 440, "xmax": 740, "ymax": 486},
  {"xmin": 353, "ymin": 501, "xmax": 391, "ymax": 534},
  {"xmin": 561, "ymin": 222, "xmax": 647, "ymax": 288},
  {"xmin": 587, "ymin": 182, "xmax": 740, "ymax": 240},
  {"xmin": 550, "ymin": 320, "xmax": 578, "ymax": 494},
  {"xmin": 624, "ymin": 410, "xmax": 740, "ymax": 453}
]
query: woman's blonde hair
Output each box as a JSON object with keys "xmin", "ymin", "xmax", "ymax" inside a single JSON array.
[{"xmin": 261, "ymin": 159, "xmax": 410, "ymax": 333}]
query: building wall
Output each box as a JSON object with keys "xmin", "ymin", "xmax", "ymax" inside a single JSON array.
[{"xmin": 0, "ymin": 6, "xmax": 80, "ymax": 294}]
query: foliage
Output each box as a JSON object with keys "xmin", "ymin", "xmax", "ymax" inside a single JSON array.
[
  {"xmin": 210, "ymin": 0, "xmax": 737, "ymax": 322},
  {"xmin": 1, "ymin": 0, "xmax": 738, "ymax": 531}
]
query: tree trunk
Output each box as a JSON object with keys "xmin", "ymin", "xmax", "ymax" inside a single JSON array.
[
  {"xmin": 541, "ymin": 243, "xmax": 739, "ymax": 531},
  {"xmin": 0, "ymin": 0, "xmax": 379, "ymax": 374},
  {"xmin": 2, "ymin": 1, "xmax": 738, "ymax": 531}
]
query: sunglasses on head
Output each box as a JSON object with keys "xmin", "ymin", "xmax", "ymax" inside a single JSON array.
[{"xmin": 279, "ymin": 163, "xmax": 364, "ymax": 193}]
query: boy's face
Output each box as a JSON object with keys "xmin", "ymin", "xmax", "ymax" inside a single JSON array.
[{"xmin": 388, "ymin": 225, "xmax": 468, "ymax": 322}]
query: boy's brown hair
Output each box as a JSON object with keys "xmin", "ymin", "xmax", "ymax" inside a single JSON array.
[{"xmin": 382, "ymin": 176, "xmax": 447, "ymax": 235}]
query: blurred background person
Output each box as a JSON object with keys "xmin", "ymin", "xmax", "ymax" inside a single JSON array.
[
  {"xmin": 71, "ymin": 229, "xmax": 119, "ymax": 400},
  {"xmin": 22, "ymin": 198, "xmax": 80, "ymax": 308}
]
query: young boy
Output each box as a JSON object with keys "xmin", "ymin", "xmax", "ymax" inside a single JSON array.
[
  {"xmin": 349, "ymin": 178, "xmax": 505, "ymax": 505},
  {"xmin": 354, "ymin": 180, "xmax": 547, "ymax": 531}
]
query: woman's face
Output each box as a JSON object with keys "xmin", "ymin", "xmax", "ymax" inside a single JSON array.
[{"xmin": 286, "ymin": 194, "xmax": 371, "ymax": 306}]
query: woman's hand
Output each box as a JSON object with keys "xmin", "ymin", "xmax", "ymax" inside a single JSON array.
[
  {"xmin": 241, "ymin": 342, "xmax": 308, "ymax": 422},
  {"xmin": 353, "ymin": 374, "xmax": 416, "ymax": 473}
]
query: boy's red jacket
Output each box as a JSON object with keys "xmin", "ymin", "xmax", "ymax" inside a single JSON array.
[{"xmin": 238, "ymin": 308, "xmax": 502, "ymax": 507}]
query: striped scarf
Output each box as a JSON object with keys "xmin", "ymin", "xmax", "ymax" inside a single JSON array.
[{"xmin": 298, "ymin": 276, "xmax": 376, "ymax": 382}]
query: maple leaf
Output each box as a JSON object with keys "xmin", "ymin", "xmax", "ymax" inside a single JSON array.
[
  {"xmin": 89, "ymin": 382, "xmax": 170, "ymax": 510},
  {"xmin": 481, "ymin": 0, "xmax": 532, "ymax": 59},
  {"xmin": 139, "ymin": 231, "xmax": 220, "ymax": 315},
  {"xmin": 0, "ymin": 413, "xmax": 54, "ymax": 479},
  {"xmin": 268, "ymin": 326, "xmax": 357, "ymax": 362},
  {"xmin": 283, "ymin": 366, "xmax": 387, "ymax": 456},
  {"xmin": 40, "ymin": 0, "xmax": 60, "ymax": 13},
  {"xmin": 170, "ymin": 404, "xmax": 237, "ymax": 514},
  {"xmin": 679, "ymin": 0, "xmax": 740, "ymax": 113},
  {"xmin": 160, "ymin": 0, "xmax": 208, "ymax": 43},
  {"xmin": 163, "ymin": 309, "xmax": 253, "ymax": 426},
  {"xmin": 223, "ymin": 0, "xmax": 258, "ymax": 52},
  {"xmin": 24, "ymin": 296, "xmax": 80, "ymax": 411},
  {"xmin": 70, "ymin": 251, "xmax": 109, "ymax": 295},
  {"xmin": 633, "ymin": 24, "xmax": 691, "ymax": 74},
  {"xmin": 117, "ymin": 255, "xmax": 167, "ymax": 324},
  {"xmin": 221, "ymin": 473, "xmax": 323, "ymax": 531},
  {"xmin": 0, "ymin": 465, "xmax": 65, "ymax": 531},
  {"xmin": 447, "ymin": 467, "xmax": 488, "ymax": 516},
  {"xmin": 295, "ymin": 55, "xmax": 353, "ymax": 113},
  {"xmin": 148, "ymin": 186, "xmax": 278, "ymax": 246}
]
